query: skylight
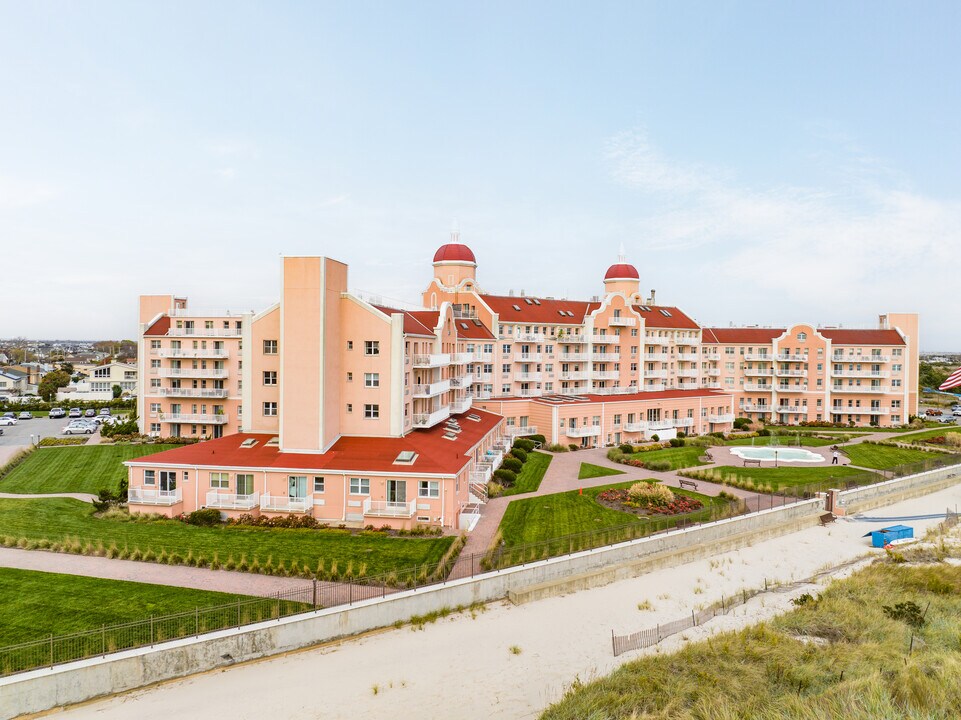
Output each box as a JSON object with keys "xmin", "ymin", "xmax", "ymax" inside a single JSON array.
[
  {"xmin": 533, "ymin": 299, "xmax": 541, "ymax": 305},
  {"xmin": 240, "ymin": 438, "xmax": 258, "ymax": 448},
  {"xmin": 512, "ymin": 304, "xmax": 521, "ymax": 311},
  {"xmin": 394, "ymin": 450, "xmax": 417, "ymax": 464},
  {"xmin": 467, "ymin": 413, "xmax": 482, "ymax": 422},
  {"xmin": 524, "ymin": 298, "xmax": 533, "ymax": 305},
  {"xmin": 460, "ymin": 322, "xmax": 469, "ymax": 330},
  {"xmin": 266, "ymin": 437, "xmax": 280, "ymax": 447},
  {"xmin": 557, "ymin": 310, "xmax": 566, "ymax": 317},
  {"xmin": 660, "ymin": 309, "xmax": 672, "ymax": 317},
  {"xmin": 442, "ymin": 432, "xmax": 458, "ymax": 441}
]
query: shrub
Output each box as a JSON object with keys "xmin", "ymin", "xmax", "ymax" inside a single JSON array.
[
  {"xmin": 669, "ymin": 438, "xmax": 684, "ymax": 447},
  {"xmin": 882, "ymin": 600, "xmax": 926, "ymax": 628},
  {"xmin": 527, "ymin": 434, "xmax": 546, "ymax": 444},
  {"xmin": 492, "ymin": 469, "xmax": 517, "ymax": 486},
  {"xmin": 732, "ymin": 417, "xmax": 751, "ymax": 430},
  {"xmin": 512, "ymin": 438, "xmax": 535, "ymax": 453},
  {"xmin": 627, "ymin": 481, "xmax": 675, "ymax": 507},
  {"xmin": 509, "ymin": 447, "xmax": 528, "ymax": 463},
  {"xmin": 618, "ymin": 443, "xmax": 634, "ymax": 454},
  {"xmin": 187, "ymin": 508, "xmax": 222, "ymax": 526},
  {"xmin": 91, "ymin": 489, "xmax": 123, "ymax": 513},
  {"xmin": 544, "ymin": 443, "xmax": 569, "ymax": 452},
  {"xmin": 643, "ymin": 460, "xmax": 672, "ymax": 472},
  {"xmin": 757, "ymin": 428, "xmax": 771, "ymax": 436},
  {"xmin": 676, "ymin": 431, "xmax": 686, "ymax": 439},
  {"xmin": 501, "ymin": 457, "xmax": 523, "ymax": 474},
  {"xmin": 650, "ymin": 434, "xmax": 660, "ymax": 442},
  {"xmin": 568, "ymin": 444, "xmax": 580, "ymax": 451}
]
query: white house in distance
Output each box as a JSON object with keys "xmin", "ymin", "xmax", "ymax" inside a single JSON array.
[
  {"xmin": 57, "ymin": 362, "xmax": 138, "ymax": 401},
  {"xmin": 0, "ymin": 369, "xmax": 31, "ymax": 398}
]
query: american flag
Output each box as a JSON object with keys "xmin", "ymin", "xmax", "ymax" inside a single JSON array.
[{"xmin": 940, "ymin": 366, "xmax": 961, "ymax": 391}]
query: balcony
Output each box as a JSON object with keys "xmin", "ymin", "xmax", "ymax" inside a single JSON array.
[
  {"xmin": 162, "ymin": 413, "xmax": 229, "ymax": 424},
  {"xmin": 128, "ymin": 487, "xmax": 183, "ymax": 506},
  {"xmin": 449, "ymin": 374, "xmax": 474, "ymax": 389},
  {"xmin": 834, "ymin": 355, "xmax": 890, "ymax": 363},
  {"xmin": 506, "ymin": 425, "xmax": 537, "ymax": 436},
  {"xmin": 150, "ymin": 368, "xmax": 229, "ymax": 378},
  {"xmin": 592, "ymin": 352, "xmax": 621, "ymax": 362},
  {"xmin": 741, "ymin": 404, "xmax": 771, "ymax": 413},
  {"xmin": 559, "ymin": 352, "xmax": 589, "ymax": 361},
  {"xmin": 831, "ymin": 406, "xmax": 890, "ymax": 415},
  {"xmin": 774, "ymin": 368, "xmax": 807, "ymax": 377},
  {"xmin": 168, "ymin": 327, "xmax": 241, "ymax": 337},
  {"xmin": 643, "ymin": 354, "xmax": 667, "ymax": 361},
  {"xmin": 472, "ymin": 373, "xmax": 493, "ymax": 383},
  {"xmin": 260, "ymin": 494, "xmax": 313, "ymax": 513},
  {"xmin": 473, "ymin": 352, "xmax": 494, "ymax": 362},
  {"xmin": 517, "ymin": 389, "xmax": 543, "ymax": 398},
  {"xmin": 705, "ymin": 368, "xmax": 721, "ymax": 377},
  {"xmin": 776, "ymin": 406, "xmax": 803, "ymax": 413},
  {"xmin": 472, "ymin": 391, "xmax": 493, "ymax": 400},
  {"xmin": 565, "ymin": 425, "xmax": 601, "ymax": 438},
  {"xmin": 514, "ymin": 333, "xmax": 545, "ymax": 342},
  {"xmin": 672, "ymin": 418, "xmax": 695, "ymax": 428},
  {"xmin": 776, "ymin": 385, "xmax": 809, "ymax": 393},
  {"xmin": 363, "ymin": 498, "xmax": 416, "ymax": 518},
  {"xmin": 451, "ymin": 352, "xmax": 474, "ymax": 364},
  {"xmin": 831, "ymin": 369, "xmax": 890, "ymax": 378},
  {"xmin": 555, "ymin": 387, "xmax": 587, "ymax": 395},
  {"xmin": 649, "ymin": 419, "xmax": 675, "ymax": 431},
  {"xmin": 708, "ymin": 413, "xmax": 735, "ymax": 424},
  {"xmin": 644, "ymin": 383, "xmax": 666, "ymax": 392},
  {"xmin": 623, "ymin": 421, "xmax": 648, "ymax": 432},
  {"xmin": 743, "ymin": 353, "xmax": 772, "ymax": 361},
  {"xmin": 609, "ymin": 317, "xmax": 637, "ymax": 327},
  {"xmin": 676, "ymin": 353, "xmax": 699, "ymax": 362},
  {"xmin": 412, "ymin": 379, "xmax": 451, "ymax": 397},
  {"xmin": 645, "ymin": 369, "xmax": 668, "ymax": 378},
  {"xmin": 412, "ymin": 407, "xmax": 451, "ymax": 429},
  {"xmin": 559, "ymin": 372, "xmax": 589, "ymax": 381},
  {"xmin": 412, "ymin": 353, "xmax": 451, "ymax": 368},
  {"xmin": 591, "ymin": 386, "xmax": 637, "ymax": 396},
  {"xmin": 450, "ymin": 396, "xmax": 473, "ymax": 414},
  {"xmin": 743, "ymin": 383, "xmax": 773, "ymax": 392},
  {"xmin": 153, "ymin": 348, "xmax": 230, "ymax": 359},
  {"xmin": 206, "ymin": 490, "xmax": 259, "ymax": 510},
  {"xmin": 559, "ymin": 334, "xmax": 588, "ymax": 344},
  {"xmin": 514, "ymin": 353, "xmax": 542, "ymax": 362},
  {"xmin": 775, "ymin": 353, "xmax": 808, "ymax": 362},
  {"xmin": 644, "ymin": 337, "xmax": 670, "ymax": 346},
  {"xmin": 677, "ymin": 368, "xmax": 698, "ymax": 378},
  {"xmin": 831, "ymin": 385, "xmax": 890, "ymax": 394},
  {"xmin": 591, "ymin": 371, "xmax": 620, "ymax": 380},
  {"xmin": 700, "ymin": 381, "xmax": 721, "ymax": 389},
  {"xmin": 154, "ymin": 388, "xmax": 229, "ymax": 399},
  {"xmin": 743, "ymin": 368, "xmax": 773, "ymax": 376},
  {"xmin": 591, "ymin": 335, "xmax": 615, "ymax": 344},
  {"xmin": 677, "ymin": 382, "xmax": 699, "ymax": 390},
  {"xmin": 513, "ymin": 372, "xmax": 542, "ymax": 382}
]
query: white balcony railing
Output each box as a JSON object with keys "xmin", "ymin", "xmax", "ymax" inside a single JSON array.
[
  {"xmin": 559, "ymin": 353, "xmax": 589, "ymax": 361},
  {"xmin": 775, "ymin": 353, "xmax": 808, "ymax": 362},
  {"xmin": 559, "ymin": 334, "xmax": 588, "ymax": 344},
  {"xmin": 645, "ymin": 369, "xmax": 668, "ymax": 378},
  {"xmin": 705, "ymin": 368, "xmax": 721, "ymax": 377},
  {"xmin": 515, "ymin": 333, "xmax": 545, "ymax": 342},
  {"xmin": 774, "ymin": 369, "xmax": 807, "ymax": 377},
  {"xmin": 559, "ymin": 372, "xmax": 589, "ymax": 381},
  {"xmin": 776, "ymin": 406, "xmax": 803, "ymax": 413},
  {"xmin": 700, "ymin": 382, "xmax": 721, "ymax": 389},
  {"xmin": 517, "ymin": 389, "xmax": 543, "ymax": 398},
  {"xmin": 206, "ymin": 490, "xmax": 259, "ymax": 510},
  {"xmin": 412, "ymin": 354, "xmax": 451, "ymax": 368},
  {"xmin": 412, "ymin": 407, "xmax": 451, "ymax": 428},
  {"xmin": 644, "ymin": 337, "xmax": 670, "ymax": 346},
  {"xmin": 831, "ymin": 385, "xmax": 890, "ymax": 394},
  {"xmin": 412, "ymin": 379, "xmax": 451, "ymax": 397},
  {"xmin": 449, "ymin": 374, "xmax": 473, "ymax": 389},
  {"xmin": 514, "ymin": 372, "xmax": 542, "ymax": 381},
  {"xmin": 676, "ymin": 368, "xmax": 699, "ymax": 378},
  {"xmin": 833, "ymin": 355, "xmax": 891, "ymax": 363},
  {"xmin": 676, "ymin": 353, "xmax": 699, "ymax": 361},
  {"xmin": 451, "ymin": 352, "xmax": 474, "ymax": 364},
  {"xmin": 648, "ymin": 419, "xmax": 675, "ymax": 431},
  {"xmin": 591, "ymin": 371, "xmax": 620, "ymax": 380},
  {"xmin": 363, "ymin": 498, "xmax": 416, "ymax": 518},
  {"xmin": 831, "ymin": 406, "xmax": 890, "ymax": 415},
  {"xmin": 150, "ymin": 368, "xmax": 229, "ymax": 378},
  {"xmin": 644, "ymin": 383, "xmax": 666, "ymax": 392},
  {"xmin": 708, "ymin": 413, "xmax": 735, "ymax": 424},
  {"xmin": 168, "ymin": 328, "xmax": 241, "ymax": 337},
  {"xmin": 506, "ymin": 425, "xmax": 537, "ymax": 436},
  {"xmin": 514, "ymin": 353, "xmax": 542, "ymax": 362},
  {"xmin": 128, "ymin": 487, "xmax": 182, "ymax": 506},
  {"xmin": 672, "ymin": 418, "xmax": 695, "ymax": 428},
  {"xmin": 743, "ymin": 383, "xmax": 773, "ymax": 392},
  {"xmin": 473, "ymin": 352, "xmax": 494, "ymax": 363},
  {"xmin": 743, "ymin": 368, "xmax": 773, "ymax": 376},
  {"xmin": 743, "ymin": 353, "xmax": 772, "ymax": 361},
  {"xmin": 450, "ymin": 396, "xmax": 473, "ymax": 414},
  {"xmin": 472, "ymin": 391, "xmax": 493, "ymax": 400},
  {"xmin": 153, "ymin": 349, "xmax": 230, "ymax": 359},
  {"xmin": 643, "ymin": 354, "xmax": 666, "ymax": 361},
  {"xmin": 592, "ymin": 353, "xmax": 621, "ymax": 362},
  {"xmin": 623, "ymin": 421, "xmax": 648, "ymax": 432},
  {"xmin": 776, "ymin": 385, "xmax": 809, "ymax": 393},
  {"xmin": 154, "ymin": 388, "xmax": 230, "ymax": 399},
  {"xmin": 831, "ymin": 369, "xmax": 891, "ymax": 378},
  {"xmin": 161, "ymin": 413, "xmax": 229, "ymax": 424},
  {"xmin": 565, "ymin": 425, "xmax": 601, "ymax": 437},
  {"xmin": 591, "ymin": 335, "xmax": 615, "ymax": 344},
  {"xmin": 609, "ymin": 317, "xmax": 636, "ymax": 327},
  {"xmin": 677, "ymin": 382, "xmax": 699, "ymax": 390},
  {"xmin": 260, "ymin": 494, "xmax": 313, "ymax": 513},
  {"xmin": 741, "ymin": 404, "xmax": 771, "ymax": 413}
]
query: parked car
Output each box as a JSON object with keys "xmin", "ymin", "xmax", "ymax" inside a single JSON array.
[
  {"xmin": 99, "ymin": 408, "xmax": 111, "ymax": 416},
  {"xmin": 83, "ymin": 409, "xmax": 96, "ymax": 418},
  {"xmin": 0, "ymin": 416, "xmax": 17, "ymax": 426},
  {"xmin": 49, "ymin": 408, "xmax": 67, "ymax": 419},
  {"xmin": 928, "ymin": 409, "xmax": 943, "ymax": 416},
  {"xmin": 1, "ymin": 412, "xmax": 14, "ymax": 419},
  {"xmin": 62, "ymin": 422, "xmax": 95, "ymax": 435},
  {"xmin": 954, "ymin": 408, "xmax": 961, "ymax": 417},
  {"xmin": 69, "ymin": 408, "xmax": 82, "ymax": 418},
  {"xmin": 937, "ymin": 415, "xmax": 956, "ymax": 424},
  {"xmin": 17, "ymin": 411, "xmax": 33, "ymax": 420}
]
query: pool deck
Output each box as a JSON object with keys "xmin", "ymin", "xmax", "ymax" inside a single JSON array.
[{"xmin": 711, "ymin": 444, "xmax": 850, "ymax": 468}]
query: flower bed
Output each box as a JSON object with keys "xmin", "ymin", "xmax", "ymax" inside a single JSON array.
[{"xmin": 596, "ymin": 487, "xmax": 703, "ymax": 516}]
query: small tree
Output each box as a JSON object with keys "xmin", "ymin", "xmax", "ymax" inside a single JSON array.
[
  {"xmin": 38, "ymin": 370, "xmax": 71, "ymax": 401},
  {"xmin": 112, "ymin": 384, "xmax": 123, "ymax": 399}
]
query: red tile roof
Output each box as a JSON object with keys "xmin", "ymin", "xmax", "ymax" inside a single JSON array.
[
  {"xmin": 453, "ymin": 318, "xmax": 496, "ymax": 340},
  {"xmin": 818, "ymin": 328, "xmax": 905, "ymax": 345},
  {"xmin": 480, "ymin": 294, "xmax": 592, "ymax": 324},
  {"xmin": 126, "ymin": 409, "xmax": 504, "ymax": 476},
  {"xmin": 702, "ymin": 328, "xmax": 785, "ymax": 344},
  {"xmin": 373, "ymin": 306, "xmax": 436, "ymax": 337},
  {"xmin": 604, "ymin": 263, "xmax": 639, "ymax": 280},
  {"xmin": 143, "ymin": 316, "xmax": 171, "ymax": 337},
  {"xmin": 433, "ymin": 243, "xmax": 476, "ymax": 264},
  {"xmin": 632, "ymin": 305, "xmax": 700, "ymax": 330}
]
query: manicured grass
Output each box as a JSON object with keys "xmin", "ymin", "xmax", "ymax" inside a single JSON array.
[
  {"xmin": 725, "ymin": 435, "xmax": 839, "ymax": 447},
  {"xmin": 541, "ymin": 563, "xmax": 961, "ymax": 719},
  {"xmin": 0, "ymin": 499, "xmax": 454, "ymax": 580},
  {"xmin": 0, "ymin": 444, "xmax": 176, "ymax": 495},
  {"xmin": 0, "ymin": 567, "xmax": 255, "ymax": 645},
  {"xmin": 841, "ymin": 443, "xmax": 942, "ymax": 469},
  {"xmin": 496, "ymin": 480, "xmax": 730, "ymax": 548},
  {"xmin": 627, "ymin": 446, "xmax": 709, "ymax": 470},
  {"xmin": 577, "ymin": 462, "xmax": 625, "ymax": 480},
  {"xmin": 502, "ymin": 451, "xmax": 553, "ymax": 496},
  {"xmin": 887, "ymin": 426, "xmax": 961, "ymax": 445},
  {"xmin": 688, "ymin": 465, "xmax": 868, "ymax": 492}
]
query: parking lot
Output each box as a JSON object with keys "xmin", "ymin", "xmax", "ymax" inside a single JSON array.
[{"xmin": 0, "ymin": 415, "xmax": 113, "ymax": 447}]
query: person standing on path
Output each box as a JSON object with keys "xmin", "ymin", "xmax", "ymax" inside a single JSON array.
[{"xmin": 832, "ymin": 450, "xmax": 839, "ymax": 465}]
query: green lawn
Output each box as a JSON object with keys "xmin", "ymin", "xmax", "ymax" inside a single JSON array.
[
  {"xmin": 577, "ymin": 462, "xmax": 625, "ymax": 480},
  {"xmin": 496, "ymin": 480, "xmax": 730, "ymax": 549},
  {"xmin": 689, "ymin": 465, "xmax": 869, "ymax": 492},
  {"xmin": 841, "ymin": 443, "xmax": 944, "ymax": 469},
  {"xmin": 627, "ymin": 446, "xmax": 709, "ymax": 470},
  {"xmin": 0, "ymin": 499, "xmax": 454, "ymax": 581},
  {"xmin": 886, "ymin": 426, "xmax": 961, "ymax": 445},
  {"xmin": 0, "ymin": 567, "xmax": 255, "ymax": 645},
  {"xmin": 725, "ymin": 435, "xmax": 839, "ymax": 447},
  {"xmin": 502, "ymin": 451, "xmax": 553, "ymax": 496},
  {"xmin": 0, "ymin": 444, "xmax": 176, "ymax": 495}
]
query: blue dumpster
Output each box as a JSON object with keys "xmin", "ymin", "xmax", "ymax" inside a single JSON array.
[{"xmin": 864, "ymin": 524, "xmax": 914, "ymax": 548}]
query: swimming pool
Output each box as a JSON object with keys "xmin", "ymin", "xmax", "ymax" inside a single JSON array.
[{"xmin": 728, "ymin": 447, "xmax": 824, "ymax": 463}]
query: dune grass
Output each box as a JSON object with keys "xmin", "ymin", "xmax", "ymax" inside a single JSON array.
[
  {"xmin": 541, "ymin": 562, "xmax": 961, "ymax": 719},
  {"xmin": 685, "ymin": 465, "xmax": 867, "ymax": 492}
]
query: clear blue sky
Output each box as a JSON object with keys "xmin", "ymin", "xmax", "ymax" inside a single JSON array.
[{"xmin": 2, "ymin": 1, "xmax": 959, "ymax": 348}]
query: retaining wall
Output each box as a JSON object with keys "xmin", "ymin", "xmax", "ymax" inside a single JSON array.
[{"xmin": 838, "ymin": 464, "xmax": 961, "ymax": 513}]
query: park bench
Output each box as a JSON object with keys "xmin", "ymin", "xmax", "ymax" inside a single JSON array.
[
  {"xmin": 678, "ymin": 478, "xmax": 698, "ymax": 491},
  {"xmin": 819, "ymin": 513, "xmax": 836, "ymax": 527},
  {"xmin": 743, "ymin": 458, "xmax": 762, "ymax": 468}
]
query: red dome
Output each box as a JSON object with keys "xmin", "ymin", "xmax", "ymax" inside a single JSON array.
[
  {"xmin": 433, "ymin": 243, "xmax": 476, "ymax": 264},
  {"xmin": 604, "ymin": 263, "xmax": 639, "ymax": 280}
]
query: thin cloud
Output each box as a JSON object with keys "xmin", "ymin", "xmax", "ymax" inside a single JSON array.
[{"xmin": 0, "ymin": 175, "xmax": 56, "ymax": 209}]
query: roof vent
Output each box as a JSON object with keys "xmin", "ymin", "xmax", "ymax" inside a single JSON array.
[
  {"xmin": 442, "ymin": 431, "xmax": 458, "ymax": 441},
  {"xmin": 266, "ymin": 437, "xmax": 280, "ymax": 447},
  {"xmin": 467, "ymin": 413, "xmax": 482, "ymax": 422}
]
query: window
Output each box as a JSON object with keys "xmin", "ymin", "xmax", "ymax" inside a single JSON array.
[
  {"xmin": 346, "ymin": 403, "xmax": 353, "ymax": 413},
  {"xmin": 263, "ymin": 371, "xmax": 277, "ymax": 386},
  {"xmin": 347, "ymin": 372, "xmax": 353, "ymax": 382},
  {"xmin": 364, "ymin": 341, "xmax": 380, "ymax": 356},
  {"xmin": 150, "ymin": 339, "xmax": 161, "ymax": 350},
  {"xmin": 419, "ymin": 481, "xmax": 440, "ymax": 498},
  {"xmin": 364, "ymin": 404, "xmax": 379, "ymax": 419},
  {"xmin": 149, "ymin": 423, "xmax": 161, "ymax": 433},
  {"xmin": 149, "ymin": 403, "xmax": 161, "ymax": 415},
  {"xmin": 210, "ymin": 472, "xmax": 230, "ymax": 489},
  {"xmin": 263, "ymin": 401, "xmax": 277, "ymax": 416},
  {"xmin": 347, "ymin": 340, "xmax": 353, "ymax": 350},
  {"xmin": 797, "ymin": 332, "xmax": 807, "ymax": 341},
  {"xmin": 313, "ymin": 476, "xmax": 325, "ymax": 493},
  {"xmin": 263, "ymin": 340, "xmax": 278, "ymax": 354},
  {"xmin": 144, "ymin": 470, "xmax": 156, "ymax": 486},
  {"xmin": 349, "ymin": 478, "xmax": 370, "ymax": 495},
  {"xmin": 364, "ymin": 373, "xmax": 380, "ymax": 387}
]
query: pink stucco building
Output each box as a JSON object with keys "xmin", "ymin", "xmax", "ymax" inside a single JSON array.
[{"xmin": 128, "ymin": 235, "xmax": 918, "ymax": 529}]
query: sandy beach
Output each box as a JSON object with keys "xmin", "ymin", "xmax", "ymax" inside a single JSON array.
[{"xmin": 51, "ymin": 482, "xmax": 961, "ymax": 720}]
